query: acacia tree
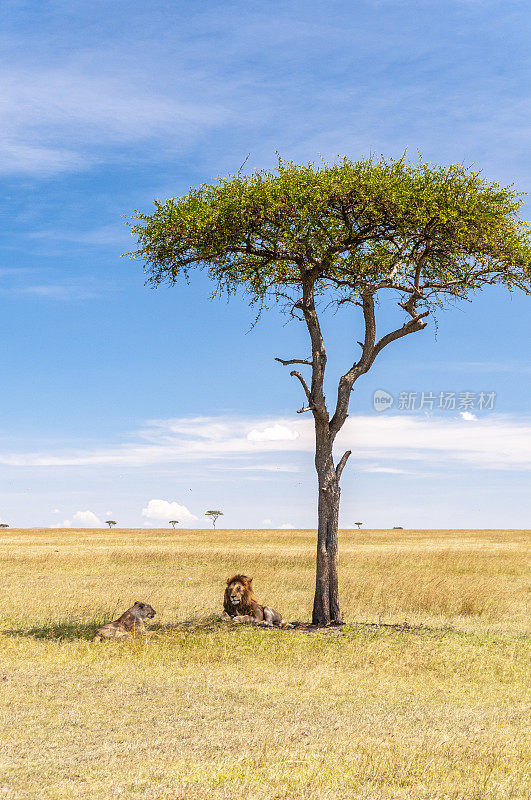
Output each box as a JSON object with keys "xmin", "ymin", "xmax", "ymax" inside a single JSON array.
[
  {"xmin": 129, "ymin": 156, "xmax": 530, "ymax": 625},
  {"xmin": 106, "ymin": 520, "xmax": 116, "ymax": 529},
  {"xmin": 205, "ymin": 510, "xmax": 223, "ymax": 528},
  {"xmin": 169, "ymin": 520, "xmax": 179, "ymax": 528}
]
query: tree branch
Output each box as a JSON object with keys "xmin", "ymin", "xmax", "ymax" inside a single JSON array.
[
  {"xmin": 329, "ymin": 292, "xmax": 376, "ymax": 438},
  {"xmin": 299, "ymin": 275, "xmax": 329, "ymax": 423},
  {"xmin": 398, "ymin": 291, "xmax": 422, "ymax": 318},
  {"xmin": 290, "ymin": 370, "xmax": 311, "ymax": 402},
  {"xmin": 371, "ymin": 310, "xmax": 429, "ymax": 360},
  {"xmin": 335, "ymin": 450, "xmax": 352, "ymax": 481},
  {"xmin": 275, "ymin": 357, "xmax": 312, "ymax": 366},
  {"xmin": 386, "ymin": 236, "xmax": 417, "ymax": 282},
  {"xmin": 329, "ymin": 290, "xmax": 430, "ymax": 440}
]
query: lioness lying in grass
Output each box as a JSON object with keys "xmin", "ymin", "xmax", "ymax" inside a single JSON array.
[
  {"xmin": 93, "ymin": 601, "xmax": 156, "ymax": 641},
  {"xmin": 221, "ymin": 574, "xmax": 291, "ymax": 627}
]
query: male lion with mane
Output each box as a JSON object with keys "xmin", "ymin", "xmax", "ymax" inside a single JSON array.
[
  {"xmin": 221, "ymin": 575, "xmax": 291, "ymax": 627},
  {"xmin": 93, "ymin": 601, "xmax": 156, "ymax": 641}
]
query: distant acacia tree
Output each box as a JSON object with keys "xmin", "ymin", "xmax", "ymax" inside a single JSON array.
[
  {"xmin": 0, "ymin": 523, "xmax": 9, "ymax": 528},
  {"xmin": 130, "ymin": 155, "xmax": 530, "ymax": 624},
  {"xmin": 169, "ymin": 520, "xmax": 179, "ymax": 528},
  {"xmin": 355, "ymin": 522, "xmax": 363, "ymax": 529},
  {"xmin": 205, "ymin": 510, "xmax": 223, "ymax": 529},
  {"xmin": 105, "ymin": 520, "xmax": 117, "ymax": 529}
]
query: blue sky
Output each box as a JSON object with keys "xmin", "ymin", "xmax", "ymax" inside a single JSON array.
[{"xmin": 0, "ymin": 0, "xmax": 529, "ymax": 529}]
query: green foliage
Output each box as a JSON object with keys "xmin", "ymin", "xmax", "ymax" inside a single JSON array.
[
  {"xmin": 128, "ymin": 155, "xmax": 530, "ymax": 309},
  {"xmin": 105, "ymin": 520, "xmax": 117, "ymax": 528}
]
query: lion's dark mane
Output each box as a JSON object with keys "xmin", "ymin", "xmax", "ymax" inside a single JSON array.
[{"xmin": 223, "ymin": 574, "xmax": 259, "ymax": 617}]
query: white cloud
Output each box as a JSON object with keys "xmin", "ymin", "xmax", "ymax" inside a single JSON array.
[
  {"xmin": 247, "ymin": 424, "xmax": 299, "ymax": 442},
  {"xmin": 0, "ymin": 416, "xmax": 305, "ymax": 467},
  {"xmin": 20, "ymin": 283, "xmax": 96, "ymax": 300},
  {"xmin": 72, "ymin": 510, "xmax": 102, "ymax": 527},
  {"xmin": 1, "ymin": 2, "xmax": 530, "ymax": 184},
  {"xmin": 0, "ymin": 66, "xmax": 226, "ymax": 175},
  {"xmin": 31, "ymin": 224, "xmax": 130, "ymax": 247},
  {"xmin": 279, "ymin": 523, "xmax": 295, "ymax": 529},
  {"xmin": 335, "ymin": 413, "xmax": 528, "ymax": 470},
  {"xmin": 0, "ymin": 413, "xmax": 529, "ymax": 472},
  {"xmin": 428, "ymin": 360, "xmax": 531, "ymax": 376},
  {"xmin": 51, "ymin": 508, "xmax": 60, "ymax": 513},
  {"xmin": 0, "ymin": 141, "xmax": 87, "ymax": 176},
  {"xmin": 226, "ymin": 464, "xmax": 299, "ymax": 473},
  {"xmin": 460, "ymin": 411, "xmax": 478, "ymax": 422},
  {"xmin": 0, "ymin": 268, "xmax": 118, "ymax": 303},
  {"xmin": 141, "ymin": 498, "xmax": 197, "ymax": 522},
  {"xmin": 361, "ymin": 466, "xmax": 412, "ymax": 474}
]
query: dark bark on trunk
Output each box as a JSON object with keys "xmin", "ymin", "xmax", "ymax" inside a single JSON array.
[
  {"xmin": 294, "ymin": 275, "xmax": 348, "ymax": 626},
  {"xmin": 312, "ymin": 420, "xmax": 341, "ymax": 625},
  {"xmin": 288, "ymin": 279, "xmax": 419, "ymax": 624},
  {"xmin": 279, "ymin": 277, "xmax": 427, "ymax": 625}
]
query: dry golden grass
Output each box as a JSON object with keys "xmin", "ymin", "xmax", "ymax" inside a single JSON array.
[{"xmin": 0, "ymin": 527, "xmax": 529, "ymax": 799}]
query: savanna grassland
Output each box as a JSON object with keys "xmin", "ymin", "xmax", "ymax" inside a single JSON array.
[{"xmin": 0, "ymin": 527, "xmax": 529, "ymax": 800}]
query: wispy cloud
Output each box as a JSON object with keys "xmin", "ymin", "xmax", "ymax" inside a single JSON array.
[
  {"xmin": 221, "ymin": 464, "xmax": 299, "ymax": 473},
  {"xmin": 419, "ymin": 360, "xmax": 531, "ymax": 375},
  {"xmin": 2, "ymin": 2, "xmax": 529, "ymax": 179},
  {"xmin": 360, "ymin": 466, "xmax": 413, "ymax": 475},
  {"xmin": 18, "ymin": 281, "xmax": 103, "ymax": 300},
  {"xmin": 0, "ymin": 269, "xmax": 119, "ymax": 300},
  {"xmin": 0, "ymin": 142, "xmax": 88, "ymax": 175},
  {"xmin": 0, "ymin": 64, "xmax": 227, "ymax": 175},
  {"xmin": 0, "ymin": 413, "xmax": 529, "ymax": 471},
  {"xmin": 29, "ymin": 224, "xmax": 130, "ymax": 247}
]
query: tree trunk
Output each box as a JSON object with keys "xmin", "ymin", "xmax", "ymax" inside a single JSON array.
[{"xmin": 312, "ymin": 422, "xmax": 341, "ymax": 625}]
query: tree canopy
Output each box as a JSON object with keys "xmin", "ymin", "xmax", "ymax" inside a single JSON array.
[{"xmin": 129, "ymin": 156, "xmax": 530, "ymax": 313}]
